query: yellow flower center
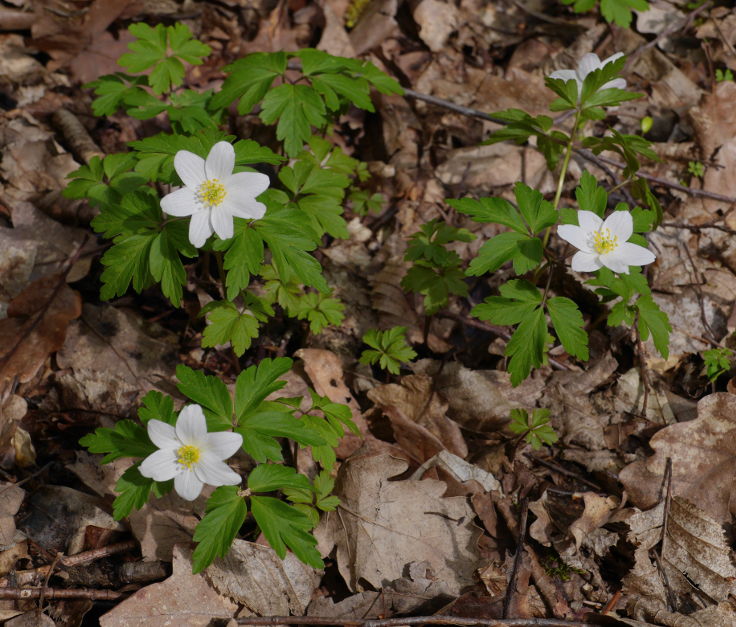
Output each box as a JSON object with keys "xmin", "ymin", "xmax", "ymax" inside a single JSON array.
[
  {"xmin": 176, "ymin": 444, "xmax": 201, "ymax": 468},
  {"xmin": 592, "ymin": 228, "xmax": 618, "ymax": 254},
  {"xmin": 196, "ymin": 179, "xmax": 227, "ymax": 207}
]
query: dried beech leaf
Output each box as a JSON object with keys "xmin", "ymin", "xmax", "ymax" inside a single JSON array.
[
  {"xmin": 619, "ymin": 393, "xmax": 736, "ymax": 524},
  {"xmin": 316, "ymin": 452, "xmax": 480, "ymax": 595},
  {"xmin": 0, "ymin": 273, "xmax": 81, "ymax": 397}
]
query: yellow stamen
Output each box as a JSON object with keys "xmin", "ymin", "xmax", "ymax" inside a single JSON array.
[
  {"xmin": 592, "ymin": 228, "xmax": 618, "ymax": 254},
  {"xmin": 196, "ymin": 178, "xmax": 227, "ymax": 207},
  {"xmin": 176, "ymin": 444, "xmax": 201, "ymax": 468}
]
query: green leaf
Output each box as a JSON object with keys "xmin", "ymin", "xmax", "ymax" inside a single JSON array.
[
  {"xmin": 359, "ymin": 327, "xmax": 416, "ymax": 375},
  {"xmin": 248, "ymin": 464, "xmax": 312, "ymax": 493},
  {"xmin": 508, "ymin": 408, "xmax": 558, "ymax": 450},
  {"xmin": 291, "ymin": 292, "xmax": 345, "ymax": 333},
  {"xmin": 138, "ymin": 391, "xmax": 176, "ymax": 426},
  {"xmin": 99, "ymin": 233, "xmax": 156, "ymax": 300},
  {"xmin": 219, "ymin": 225, "xmax": 264, "ymax": 301},
  {"xmin": 149, "ymin": 228, "xmax": 188, "ymax": 306},
  {"xmin": 636, "ymin": 295, "xmax": 671, "ymax": 359},
  {"xmin": 513, "ymin": 182, "xmax": 557, "ymax": 234},
  {"xmin": 211, "ymin": 52, "xmax": 287, "ymax": 114},
  {"xmin": 466, "ymin": 231, "xmax": 542, "ymax": 276},
  {"xmin": 472, "ymin": 279, "xmax": 541, "ymax": 326},
  {"xmin": 176, "ymin": 365, "xmax": 232, "ymax": 429},
  {"xmin": 250, "ymin": 496, "xmax": 323, "ymax": 568},
  {"xmin": 448, "ymin": 197, "xmax": 527, "ymax": 234},
  {"xmin": 260, "ymin": 84, "xmax": 327, "ymax": 157},
  {"xmin": 112, "ymin": 466, "xmax": 155, "ymax": 520},
  {"xmin": 192, "ymin": 486, "xmax": 248, "ymax": 573},
  {"xmin": 235, "ymin": 357, "xmax": 293, "ymax": 421},
  {"xmin": 575, "ymin": 171, "xmax": 607, "ymax": 218},
  {"xmin": 79, "ymin": 419, "xmax": 155, "ymax": 463},
  {"xmin": 237, "ymin": 410, "xmax": 325, "ymax": 462},
  {"xmin": 505, "ymin": 307, "xmax": 547, "ymax": 386},
  {"xmin": 201, "ymin": 301, "xmax": 261, "ymax": 356},
  {"xmin": 546, "ymin": 297, "xmax": 589, "ymax": 361}
]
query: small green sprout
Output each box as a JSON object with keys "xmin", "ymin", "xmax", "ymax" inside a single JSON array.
[
  {"xmin": 716, "ymin": 68, "xmax": 734, "ymax": 83},
  {"xmin": 702, "ymin": 347, "xmax": 734, "ymax": 383},
  {"xmin": 687, "ymin": 161, "xmax": 705, "ymax": 178},
  {"xmin": 359, "ymin": 327, "xmax": 417, "ymax": 375},
  {"xmin": 508, "ymin": 408, "xmax": 558, "ymax": 450}
]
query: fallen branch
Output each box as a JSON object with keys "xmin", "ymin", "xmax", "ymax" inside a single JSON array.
[{"xmin": 0, "ymin": 588, "xmax": 125, "ymax": 601}]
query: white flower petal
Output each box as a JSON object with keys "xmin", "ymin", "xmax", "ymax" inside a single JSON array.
[
  {"xmin": 603, "ymin": 210, "xmax": 633, "ymax": 241},
  {"xmin": 147, "ymin": 419, "xmax": 179, "ymax": 450},
  {"xmin": 571, "ymin": 250, "xmax": 603, "ymax": 272},
  {"xmin": 615, "ymin": 241, "xmax": 656, "ymax": 266},
  {"xmin": 578, "ymin": 53, "xmax": 602, "ymax": 79},
  {"xmin": 174, "ymin": 150, "xmax": 206, "ymax": 189},
  {"xmin": 210, "ymin": 205, "xmax": 234, "ymax": 241},
  {"xmin": 188, "ymin": 210, "xmax": 213, "ymax": 248},
  {"xmin": 602, "ymin": 78, "xmax": 626, "ymax": 91},
  {"xmin": 226, "ymin": 171, "xmax": 270, "ymax": 199},
  {"xmin": 194, "ymin": 453, "xmax": 242, "ymax": 486},
  {"xmin": 601, "ymin": 254, "xmax": 631, "ymax": 274},
  {"xmin": 548, "ymin": 69, "xmax": 578, "ymax": 83},
  {"xmin": 558, "ymin": 224, "xmax": 593, "ymax": 252},
  {"xmin": 602, "ymin": 52, "xmax": 624, "ymax": 66},
  {"xmin": 205, "ymin": 141, "xmax": 235, "ymax": 180},
  {"xmin": 139, "ymin": 449, "xmax": 179, "ymax": 482},
  {"xmin": 174, "ymin": 469, "xmax": 204, "ymax": 501},
  {"xmin": 176, "ymin": 405, "xmax": 208, "ymax": 446},
  {"xmin": 222, "ymin": 197, "xmax": 267, "ymax": 221},
  {"xmin": 577, "ymin": 210, "xmax": 603, "ymax": 232},
  {"xmin": 161, "ymin": 187, "xmax": 199, "ymax": 217},
  {"xmin": 205, "ymin": 431, "xmax": 243, "ymax": 460}
]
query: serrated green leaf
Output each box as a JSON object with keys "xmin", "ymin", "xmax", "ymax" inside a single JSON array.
[
  {"xmin": 514, "ymin": 182, "xmax": 557, "ymax": 233},
  {"xmin": 192, "ymin": 486, "xmax": 248, "ymax": 573},
  {"xmin": 248, "ymin": 464, "xmax": 312, "ymax": 493},
  {"xmin": 99, "ymin": 233, "xmax": 156, "ymax": 300},
  {"xmin": 505, "ymin": 307, "xmax": 547, "ymax": 386},
  {"xmin": 260, "ymin": 84, "xmax": 327, "ymax": 157},
  {"xmin": 546, "ymin": 297, "xmax": 589, "ymax": 361},
  {"xmin": 250, "ymin": 495, "xmax": 323, "ymax": 567},
  {"xmin": 79, "ymin": 419, "xmax": 155, "ymax": 463},
  {"xmin": 448, "ymin": 197, "xmax": 527, "ymax": 234},
  {"xmin": 176, "ymin": 365, "xmax": 232, "ymax": 429},
  {"xmin": 211, "ymin": 52, "xmax": 287, "ymax": 114},
  {"xmin": 237, "ymin": 410, "xmax": 325, "ymax": 462},
  {"xmin": 112, "ymin": 466, "xmax": 155, "ymax": 520},
  {"xmin": 138, "ymin": 391, "xmax": 176, "ymax": 426},
  {"xmin": 235, "ymin": 357, "xmax": 293, "ymax": 421},
  {"xmin": 636, "ymin": 295, "xmax": 671, "ymax": 359},
  {"xmin": 466, "ymin": 231, "xmax": 542, "ymax": 276},
  {"xmin": 201, "ymin": 301, "xmax": 261, "ymax": 356}
]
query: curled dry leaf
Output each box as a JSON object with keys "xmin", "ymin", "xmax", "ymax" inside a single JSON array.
[
  {"xmin": 0, "ymin": 272, "xmax": 81, "ymax": 398},
  {"xmin": 367, "ymin": 374, "xmax": 468, "ymax": 463},
  {"xmin": 619, "ymin": 393, "xmax": 736, "ymax": 525},
  {"xmin": 206, "ymin": 539, "xmax": 320, "ymax": 616},
  {"xmin": 622, "ymin": 496, "xmax": 736, "ymax": 615},
  {"xmin": 100, "ymin": 545, "xmax": 236, "ymax": 627},
  {"xmin": 316, "ymin": 451, "xmax": 480, "ymax": 595}
]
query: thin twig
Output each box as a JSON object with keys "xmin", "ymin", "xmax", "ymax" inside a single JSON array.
[
  {"xmin": 0, "ymin": 588, "xmax": 125, "ymax": 600},
  {"xmin": 503, "ymin": 498, "xmax": 529, "ymax": 618},
  {"xmin": 401, "ymin": 89, "xmax": 736, "ymax": 205},
  {"xmin": 655, "ymin": 458, "xmax": 677, "ymax": 611},
  {"xmin": 235, "ymin": 617, "xmax": 589, "ymax": 627}
]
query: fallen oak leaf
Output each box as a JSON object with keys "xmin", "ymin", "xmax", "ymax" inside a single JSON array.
[{"xmin": 0, "ymin": 272, "xmax": 81, "ymax": 397}]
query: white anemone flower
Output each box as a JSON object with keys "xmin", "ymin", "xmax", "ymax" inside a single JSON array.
[
  {"xmin": 161, "ymin": 141, "xmax": 270, "ymax": 248},
  {"xmin": 548, "ymin": 52, "xmax": 626, "ymax": 96},
  {"xmin": 139, "ymin": 404, "xmax": 243, "ymax": 501},
  {"xmin": 557, "ymin": 210, "xmax": 655, "ymax": 274}
]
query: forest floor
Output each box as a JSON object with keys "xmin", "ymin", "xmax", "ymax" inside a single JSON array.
[{"xmin": 2, "ymin": 0, "xmax": 736, "ymax": 625}]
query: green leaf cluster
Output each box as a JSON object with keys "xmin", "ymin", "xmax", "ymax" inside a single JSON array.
[
  {"xmin": 359, "ymin": 327, "xmax": 418, "ymax": 375},
  {"xmin": 300, "ymin": 390, "xmax": 359, "ymax": 470},
  {"xmin": 702, "ymin": 347, "xmax": 734, "ymax": 383},
  {"xmin": 450, "ymin": 182, "xmax": 556, "ymax": 276},
  {"xmin": 401, "ymin": 219, "xmax": 473, "ymax": 315},
  {"xmin": 561, "ymin": 0, "xmax": 649, "ymax": 28},
  {"xmin": 508, "ymin": 408, "xmax": 558, "ymax": 449},
  {"xmin": 472, "ymin": 280, "xmax": 588, "ymax": 385},
  {"xmin": 284, "ymin": 470, "xmax": 341, "ymax": 527},
  {"xmin": 212, "ymin": 49, "xmax": 403, "ymax": 156}
]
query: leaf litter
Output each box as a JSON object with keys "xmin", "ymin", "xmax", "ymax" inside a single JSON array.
[{"xmin": 1, "ymin": 0, "xmax": 736, "ymax": 625}]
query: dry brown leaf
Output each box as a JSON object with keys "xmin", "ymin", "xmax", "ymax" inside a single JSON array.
[
  {"xmin": 100, "ymin": 545, "xmax": 237, "ymax": 627},
  {"xmin": 316, "ymin": 451, "xmax": 480, "ymax": 595},
  {"xmin": 0, "ymin": 481, "xmax": 24, "ymax": 551},
  {"xmin": 413, "ymin": 360, "xmax": 545, "ymax": 433},
  {"xmin": 20, "ymin": 485, "xmax": 124, "ymax": 555},
  {"xmin": 56, "ymin": 304, "xmax": 179, "ymax": 415},
  {"xmin": 0, "ymin": 273, "xmax": 81, "ymax": 398},
  {"xmin": 206, "ymin": 539, "xmax": 320, "ymax": 615},
  {"xmin": 622, "ymin": 496, "xmax": 736, "ymax": 615},
  {"xmin": 367, "ymin": 374, "xmax": 467, "ymax": 462},
  {"xmin": 413, "ymin": 0, "xmax": 458, "ymax": 52},
  {"xmin": 619, "ymin": 393, "xmax": 736, "ymax": 524}
]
